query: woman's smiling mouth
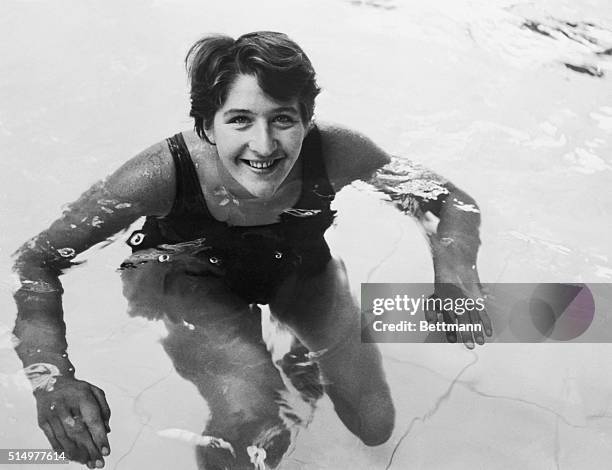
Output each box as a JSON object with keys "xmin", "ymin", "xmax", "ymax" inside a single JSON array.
[{"xmin": 241, "ymin": 158, "xmax": 282, "ymax": 172}]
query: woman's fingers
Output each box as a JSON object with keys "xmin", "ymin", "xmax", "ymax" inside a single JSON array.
[
  {"xmin": 34, "ymin": 378, "xmax": 112, "ymax": 466},
  {"xmin": 69, "ymin": 405, "xmax": 105, "ymax": 467},
  {"xmin": 432, "ymin": 281, "xmax": 493, "ymax": 347},
  {"xmin": 470, "ymin": 310, "xmax": 485, "ymax": 345},
  {"xmin": 89, "ymin": 385, "xmax": 111, "ymax": 434},
  {"xmin": 79, "ymin": 398, "xmax": 110, "ymax": 459},
  {"xmin": 480, "ymin": 308, "xmax": 493, "ymax": 337},
  {"xmin": 55, "ymin": 402, "xmax": 102, "ymax": 465},
  {"xmin": 424, "ymin": 295, "xmax": 438, "ymax": 324},
  {"xmin": 39, "ymin": 421, "xmax": 62, "ymax": 453},
  {"xmin": 48, "ymin": 415, "xmax": 85, "ymax": 463},
  {"xmin": 455, "ymin": 310, "xmax": 475, "ymax": 349},
  {"xmin": 441, "ymin": 309, "xmax": 457, "ymax": 343}
]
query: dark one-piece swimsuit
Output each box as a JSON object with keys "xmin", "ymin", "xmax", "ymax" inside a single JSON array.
[{"xmin": 124, "ymin": 126, "xmax": 337, "ymax": 305}]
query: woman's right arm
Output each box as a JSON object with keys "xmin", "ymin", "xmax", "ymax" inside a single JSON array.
[{"xmin": 12, "ymin": 140, "xmax": 175, "ymax": 467}]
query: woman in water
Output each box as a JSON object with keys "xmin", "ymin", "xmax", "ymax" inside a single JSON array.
[{"xmin": 12, "ymin": 31, "xmax": 490, "ymax": 468}]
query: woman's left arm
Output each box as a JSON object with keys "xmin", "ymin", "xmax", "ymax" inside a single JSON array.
[{"xmin": 318, "ymin": 122, "xmax": 492, "ymax": 348}]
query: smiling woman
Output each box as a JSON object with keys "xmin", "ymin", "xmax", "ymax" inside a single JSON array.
[
  {"xmin": 11, "ymin": 31, "xmax": 487, "ymax": 469},
  {"xmin": 186, "ymin": 32, "xmax": 319, "ymax": 200},
  {"xmin": 204, "ymin": 74, "xmax": 307, "ymax": 199}
]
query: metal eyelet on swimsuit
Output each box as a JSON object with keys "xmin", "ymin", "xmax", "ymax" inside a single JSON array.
[
  {"xmin": 158, "ymin": 254, "xmax": 170, "ymax": 263},
  {"xmin": 209, "ymin": 256, "xmax": 221, "ymax": 265},
  {"xmin": 129, "ymin": 232, "xmax": 145, "ymax": 246},
  {"xmin": 274, "ymin": 251, "xmax": 283, "ymax": 259}
]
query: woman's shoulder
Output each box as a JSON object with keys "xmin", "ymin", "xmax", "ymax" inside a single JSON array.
[
  {"xmin": 105, "ymin": 130, "xmax": 214, "ymax": 216},
  {"xmin": 315, "ymin": 121, "xmax": 391, "ymax": 190},
  {"xmin": 104, "ymin": 136, "xmax": 177, "ymax": 216}
]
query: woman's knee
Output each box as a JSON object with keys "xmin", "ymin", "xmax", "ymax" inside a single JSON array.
[
  {"xmin": 327, "ymin": 383, "xmax": 395, "ymax": 447},
  {"xmin": 357, "ymin": 390, "xmax": 395, "ymax": 446}
]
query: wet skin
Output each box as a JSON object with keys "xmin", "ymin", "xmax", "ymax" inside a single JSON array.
[{"xmin": 12, "ymin": 72, "xmax": 488, "ymax": 467}]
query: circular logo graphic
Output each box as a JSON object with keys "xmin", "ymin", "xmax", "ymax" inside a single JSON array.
[{"xmin": 530, "ymin": 284, "xmax": 595, "ymax": 341}]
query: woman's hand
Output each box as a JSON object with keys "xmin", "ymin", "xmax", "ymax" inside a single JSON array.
[
  {"xmin": 429, "ymin": 235, "xmax": 492, "ymax": 349},
  {"xmin": 428, "ymin": 272, "xmax": 492, "ymax": 349},
  {"xmin": 34, "ymin": 376, "xmax": 111, "ymax": 468}
]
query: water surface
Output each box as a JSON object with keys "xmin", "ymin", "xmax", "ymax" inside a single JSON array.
[{"xmin": 1, "ymin": 0, "xmax": 612, "ymax": 468}]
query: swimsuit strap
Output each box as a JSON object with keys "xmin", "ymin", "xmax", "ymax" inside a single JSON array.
[
  {"xmin": 165, "ymin": 133, "xmax": 208, "ymax": 217},
  {"xmin": 294, "ymin": 125, "xmax": 335, "ymax": 209},
  {"xmin": 165, "ymin": 126, "xmax": 334, "ymax": 220}
]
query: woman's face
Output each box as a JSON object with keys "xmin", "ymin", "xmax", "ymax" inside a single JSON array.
[{"xmin": 205, "ymin": 74, "xmax": 308, "ymax": 198}]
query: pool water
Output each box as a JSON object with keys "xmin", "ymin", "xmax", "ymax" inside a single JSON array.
[{"xmin": 1, "ymin": 0, "xmax": 611, "ymax": 468}]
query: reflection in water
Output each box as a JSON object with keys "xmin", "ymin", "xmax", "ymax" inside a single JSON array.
[{"xmin": 119, "ymin": 244, "xmax": 392, "ymax": 469}]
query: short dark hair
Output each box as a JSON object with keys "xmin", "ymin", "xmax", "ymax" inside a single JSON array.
[{"xmin": 185, "ymin": 31, "xmax": 321, "ymax": 142}]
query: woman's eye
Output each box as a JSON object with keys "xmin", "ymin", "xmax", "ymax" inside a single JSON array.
[
  {"xmin": 228, "ymin": 116, "xmax": 251, "ymax": 125},
  {"xmin": 274, "ymin": 115, "xmax": 295, "ymax": 125}
]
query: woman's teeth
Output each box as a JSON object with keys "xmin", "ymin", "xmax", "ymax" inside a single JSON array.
[{"xmin": 245, "ymin": 160, "xmax": 276, "ymax": 169}]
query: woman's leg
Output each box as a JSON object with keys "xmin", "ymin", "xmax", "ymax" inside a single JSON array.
[
  {"xmin": 270, "ymin": 257, "xmax": 395, "ymax": 446},
  {"xmin": 120, "ymin": 253, "xmax": 296, "ymax": 469}
]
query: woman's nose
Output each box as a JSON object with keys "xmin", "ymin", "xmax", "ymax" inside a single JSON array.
[{"xmin": 248, "ymin": 123, "xmax": 277, "ymax": 157}]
